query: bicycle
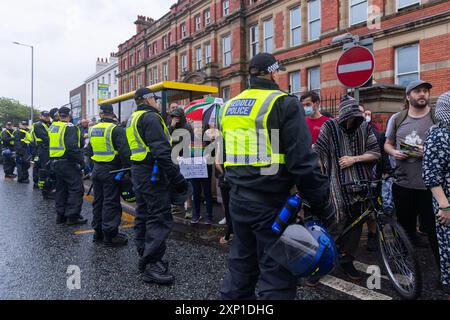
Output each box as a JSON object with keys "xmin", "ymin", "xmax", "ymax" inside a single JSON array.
[{"xmin": 304, "ymin": 179, "xmax": 422, "ymax": 300}]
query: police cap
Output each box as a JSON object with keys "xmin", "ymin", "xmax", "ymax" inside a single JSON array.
[{"xmin": 249, "ymin": 52, "xmax": 286, "ymax": 76}]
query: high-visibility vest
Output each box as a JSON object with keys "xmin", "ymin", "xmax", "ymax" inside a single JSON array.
[
  {"xmin": 126, "ymin": 110, "xmax": 172, "ymax": 161},
  {"xmin": 18, "ymin": 129, "xmax": 33, "ymax": 145},
  {"xmin": 3, "ymin": 129, "xmax": 14, "ymax": 146},
  {"xmin": 89, "ymin": 122, "xmax": 118, "ymax": 163},
  {"xmin": 49, "ymin": 121, "xmax": 80, "ymax": 158},
  {"xmin": 219, "ymin": 89, "xmax": 288, "ymax": 168},
  {"xmin": 31, "ymin": 122, "xmax": 49, "ymax": 143}
]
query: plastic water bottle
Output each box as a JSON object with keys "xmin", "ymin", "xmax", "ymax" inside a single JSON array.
[
  {"xmin": 114, "ymin": 172, "xmax": 125, "ymax": 181},
  {"xmin": 151, "ymin": 161, "xmax": 159, "ymax": 183},
  {"xmin": 272, "ymin": 194, "xmax": 302, "ymax": 235}
]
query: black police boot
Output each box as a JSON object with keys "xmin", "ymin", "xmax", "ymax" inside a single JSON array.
[
  {"xmin": 66, "ymin": 216, "xmax": 88, "ymax": 226},
  {"xmin": 103, "ymin": 233, "xmax": 128, "ymax": 248},
  {"xmin": 143, "ymin": 261, "xmax": 174, "ymax": 285},
  {"xmin": 43, "ymin": 191, "xmax": 55, "ymax": 200},
  {"xmin": 56, "ymin": 215, "xmax": 67, "ymax": 224},
  {"xmin": 138, "ymin": 258, "xmax": 147, "ymax": 273},
  {"xmin": 93, "ymin": 230, "xmax": 104, "ymax": 244}
]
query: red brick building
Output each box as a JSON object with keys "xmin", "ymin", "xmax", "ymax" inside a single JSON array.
[{"xmin": 116, "ymin": 0, "xmax": 450, "ymax": 108}]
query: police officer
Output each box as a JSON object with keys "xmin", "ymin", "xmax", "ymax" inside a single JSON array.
[
  {"xmin": 219, "ymin": 53, "xmax": 334, "ymax": 299},
  {"xmin": 1, "ymin": 122, "xmax": 17, "ymax": 179},
  {"xmin": 127, "ymin": 87, "xmax": 188, "ymax": 285},
  {"xmin": 14, "ymin": 121, "xmax": 33, "ymax": 183},
  {"xmin": 49, "ymin": 106, "xmax": 87, "ymax": 225},
  {"xmin": 88, "ymin": 104, "xmax": 131, "ymax": 247},
  {"xmin": 31, "ymin": 111, "xmax": 52, "ymax": 193}
]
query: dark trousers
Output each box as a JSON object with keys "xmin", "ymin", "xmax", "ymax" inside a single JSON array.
[
  {"xmin": 53, "ymin": 160, "xmax": 84, "ymax": 219},
  {"xmin": 392, "ymin": 183, "xmax": 440, "ymax": 266},
  {"xmin": 132, "ymin": 164, "xmax": 173, "ymax": 264},
  {"xmin": 335, "ymin": 202, "xmax": 365, "ymax": 262},
  {"xmin": 92, "ymin": 164, "xmax": 122, "ymax": 237},
  {"xmin": 32, "ymin": 147, "xmax": 49, "ymax": 184},
  {"xmin": 16, "ymin": 156, "xmax": 30, "ymax": 182},
  {"xmin": 191, "ymin": 176, "xmax": 213, "ymax": 219},
  {"xmin": 220, "ymin": 190, "xmax": 297, "ymax": 300},
  {"xmin": 219, "ymin": 181, "xmax": 233, "ymax": 240},
  {"xmin": 3, "ymin": 152, "xmax": 15, "ymax": 175}
]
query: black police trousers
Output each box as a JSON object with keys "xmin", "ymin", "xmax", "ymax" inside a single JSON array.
[
  {"xmin": 53, "ymin": 159, "xmax": 84, "ymax": 219},
  {"xmin": 16, "ymin": 156, "xmax": 30, "ymax": 182},
  {"xmin": 220, "ymin": 188, "xmax": 298, "ymax": 300},
  {"xmin": 92, "ymin": 164, "xmax": 122, "ymax": 238},
  {"xmin": 132, "ymin": 164, "xmax": 173, "ymax": 264},
  {"xmin": 33, "ymin": 147, "xmax": 49, "ymax": 184},
  {"xmin": 3, "ymin": 151, "xmax": 15, "ymax": 175}
]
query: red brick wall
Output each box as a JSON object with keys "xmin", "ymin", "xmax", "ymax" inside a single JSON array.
[
  {"xmin": 275, "ymin": 11, "xmax": 284, "ymax": 49},
  {"xmin": 371, "ymin": 0, "xmax": 385, "ymax": 14},
  {"xmin": 322, "ymin": 0, "xmax": 339, "ymax": 33},
  {"xmin": 421, "ymin": 34, "xmax": 450, "ymax": 64},
  {"xmin": 278, "ymin": 73, "xmax": 289, "ymax": 91},
  {"xmin": 231, "ymin": 26, "xmax": 242, "ymax": 61}
]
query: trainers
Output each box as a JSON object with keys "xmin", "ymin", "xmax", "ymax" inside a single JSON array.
[
  {"xmin": 191, "ymin": 216, "xmax": 201, "ymax": 225},
  {"xmin": 103, "ymin": 233, "xmax": 128, "ymax": 247},
  {"xmin": 366, "ymin": 232, "xmax": 378, "ymax": 252},
  {"xmin": 218, "ymin": 217, "xmax": 227, "ymax": 225},
  {"xmin": 184, "ymin": 208, "xmax": 193, "ymax": 220},
  {"xmin": 204, "ymin": 217, "xmax": 213, "ymax": 225},
  {"xmin": 341, "ymin": 261, "xmax": 363, "ymax": 280},
  {"xmin": 305, "ymin": 276, "xmax": 321, "ymax": 287}
]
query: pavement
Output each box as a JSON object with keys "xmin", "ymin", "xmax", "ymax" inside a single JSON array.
[{"xmin": 0, "ymin": 167, "xmax": 448, "ymax": 300}]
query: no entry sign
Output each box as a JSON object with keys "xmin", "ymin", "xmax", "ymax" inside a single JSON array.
[{"xmin": 336, "ymin": 46, "xmax": 375, "ymax": 88}]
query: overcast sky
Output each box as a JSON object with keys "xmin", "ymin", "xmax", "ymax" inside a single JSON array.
[{"xmin": 0, "ymin": 0, "xmax": 172, "ymax": 110}]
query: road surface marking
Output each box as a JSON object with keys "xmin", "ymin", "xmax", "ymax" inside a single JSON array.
[
  {"xmin": 74, "ymin": 224, "xmax": 134, "ymax": 235},
  {"xmin": 319, "ymin": 275, "xmax": 393, "ymax": 300},
  {"xmin": 354, "ymin": 261, "xmax": 389, "ymax": 281}
]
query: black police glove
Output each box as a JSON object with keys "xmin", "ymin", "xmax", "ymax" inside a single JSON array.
[
  {"xmin": 173, "ymin": 178, "xmax": 189, "ymax": 194},
  {"xmin": 310, "ymin": 202, "xmax": 336, "ymax": 229}
]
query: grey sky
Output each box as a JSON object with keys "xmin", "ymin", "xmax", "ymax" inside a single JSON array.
[{"xmin": 0, "ymin": 0, "xmax": 172, "ymax": 110}]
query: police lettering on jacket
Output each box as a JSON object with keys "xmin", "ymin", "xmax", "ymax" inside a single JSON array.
[{"xmin": 225, "ymin": 99, "xmax": 257, "ymax": 116}]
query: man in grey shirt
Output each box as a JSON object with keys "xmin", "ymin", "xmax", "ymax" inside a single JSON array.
[{"xmin": 384, "ymin": 80, "xmax": 440, "ymax": 266}]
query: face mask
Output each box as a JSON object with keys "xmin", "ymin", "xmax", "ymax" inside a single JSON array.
[
  {"xmin": 304, "ymin": 106, "xmax": 314, "ymax": 116},
  {"xmin": 365, "ymin": 116, "xmax": 371, "ymax": 123}
]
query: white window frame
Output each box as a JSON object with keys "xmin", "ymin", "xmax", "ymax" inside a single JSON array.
[
  {"xmin": 249, "ymin": 25, "xmax": 259, "ymax": 58},
  {"xmin": 130, "ymin": 77, "xmax": 134, "ymax": 91},
  {"xmin": 163, "ymin": 36, "xmax": 168, "ymax": 50},
  {"xmin": 308, "ymin": 67, "xmax": 321, "ymax": 92},
  {"xmin": 195, "ymin": 15, "xmax": 201, "ymax": 31},
  {"xmin": 289, "ymin": 71, "xmax": 301, "ymax": 98},
  {"xmin": 163, "ymin": 63, "xmax": 169, "ymax": 81},
  {"xmin": 205, "ymin": 43, "xmax": 212, "ymax": 64},
  {"xmin": 263, "ymin": 18, "xmax": 274, "ymax": 53},
  {"xmin": 395, "ymin": 43, "xmax": 420, "ymax": 86},
  {"xmin": 397, "ymin": 0, "xmax": 421, "ymax": 11},
  {"xmin": 196, "ymin": 47, "xmax": 202, "ymax": 70},
  {"xmin": 223, "ymin": 0, "xmax": 230, "ymax": 17},
  {"xmin": 205, "ymin": 10, "xmax": 211, "ymax": 25},
  {"xmin": 181, "ymin": 53, "xmax": 188, "ymax": 73},
  {"xmin": 349, "ymin": 0, "xmax": 368, "ymax": 26},
  {"xmin": 290, "ymin": 6, "xmax": 302, "ymax": 47},
  {"xmin": 153, "ymin": 67, "xmax": 158, "ymax": 84},
  {"xmin": 308, "ymin": 0, "xmax": 321, "ymax": 41},
  {"xmin": 223, "ymin": 35, "xmax": 232, "ymax": 67},
  {"xmin": 222, "ymin": 86, "xmax": 231, "ymax": 102},
  {"xmin": 137, "ymin": 73, "xmax": 142, "ymax": 88}
]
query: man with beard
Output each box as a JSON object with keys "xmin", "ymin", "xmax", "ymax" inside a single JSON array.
[
  {"xmin": 314, "ymin": 96, "xmax": 380, "ymax": 285},
  {"xmin": 384, "ymin": 80, "xmax": 440, "ymax": 264}
]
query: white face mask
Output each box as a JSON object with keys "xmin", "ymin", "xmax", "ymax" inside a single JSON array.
[{"xmin": 365, "ymin": 116, "xmax": 371, "ymax": 123}]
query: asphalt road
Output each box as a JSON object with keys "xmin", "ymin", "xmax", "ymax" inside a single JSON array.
[{"xmin": 0, "ymin": 167, "xmax": 447, "ymax": 300}]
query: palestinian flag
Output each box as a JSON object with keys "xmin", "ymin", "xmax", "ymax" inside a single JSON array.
[{"xmin": 183, "ymin": 96, "xmax": 224, "ymax": 127}]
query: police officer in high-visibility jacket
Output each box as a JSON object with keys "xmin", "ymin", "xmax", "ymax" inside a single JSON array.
[
  {"xmin": 1, "ymin": 122, "xmax": 17, "ymax": 179},
  {"xmin": 14, "ymin": 121, "xmax": 33, "ymax": 183},
  {"xmin": 127, "ymin": 87, "xmax": 188, "ymax": 285},
  {"xmin": 219, "ymin": 53, "xmax": 334, "ymax": 300},
  {"xmin": 31, "ymin": 111, "xmax": 52, "ymax": 194},
  {"xmin": 88, "ymin": 104, "xmax": 131, "ymax": 247},
  {"xmin": 49, "ymin": 106, "xmax": 87, "ymax": 225}
]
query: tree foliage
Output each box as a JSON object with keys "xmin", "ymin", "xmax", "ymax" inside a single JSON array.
[{"xmin": 0, "ymin": 97, "xmax": 40, "ymax": 126}]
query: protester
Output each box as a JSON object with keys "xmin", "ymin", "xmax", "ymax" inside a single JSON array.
[
  {"xmin": 422, "ymin": 91, "xmax": 450, "ymax": 294},
  {"xmin": 301, "ymin": 91, "xmax": 331, "ymax": 145}
]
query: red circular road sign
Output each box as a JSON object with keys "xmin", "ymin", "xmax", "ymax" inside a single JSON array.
[{"xmin": 336, "ymin": 46, "xmax": 375, "ymax": 88}]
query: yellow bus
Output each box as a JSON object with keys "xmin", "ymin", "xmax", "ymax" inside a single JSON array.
[{"xmin": 99, "ymin": 81, "xmax": 218, "ymax": 123}]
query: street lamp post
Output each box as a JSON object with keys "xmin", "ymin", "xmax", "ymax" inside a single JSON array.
[{"xmin": 13, "ymin": 42, "xmax": 34, "ymax": 124}]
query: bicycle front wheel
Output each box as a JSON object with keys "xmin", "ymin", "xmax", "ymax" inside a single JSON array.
[{"xmin": 377, "ymin": 215, "xmax": 422, "ymax": 300}]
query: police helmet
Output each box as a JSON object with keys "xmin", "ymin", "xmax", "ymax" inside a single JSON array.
[
  {"xmin": 2, "ymin": 149, "xmax": 12, "ymax": 159},
  {"xmin": 267, "ymin": 222, "xmax": 338, "ymax": 278},
  {"xmin": 119, "ymin": 174, "xmax": 136, "ymax": 203},
  {"xmin": 169, "ymin": 182, "xmax": 193, "ymax": 206}
]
